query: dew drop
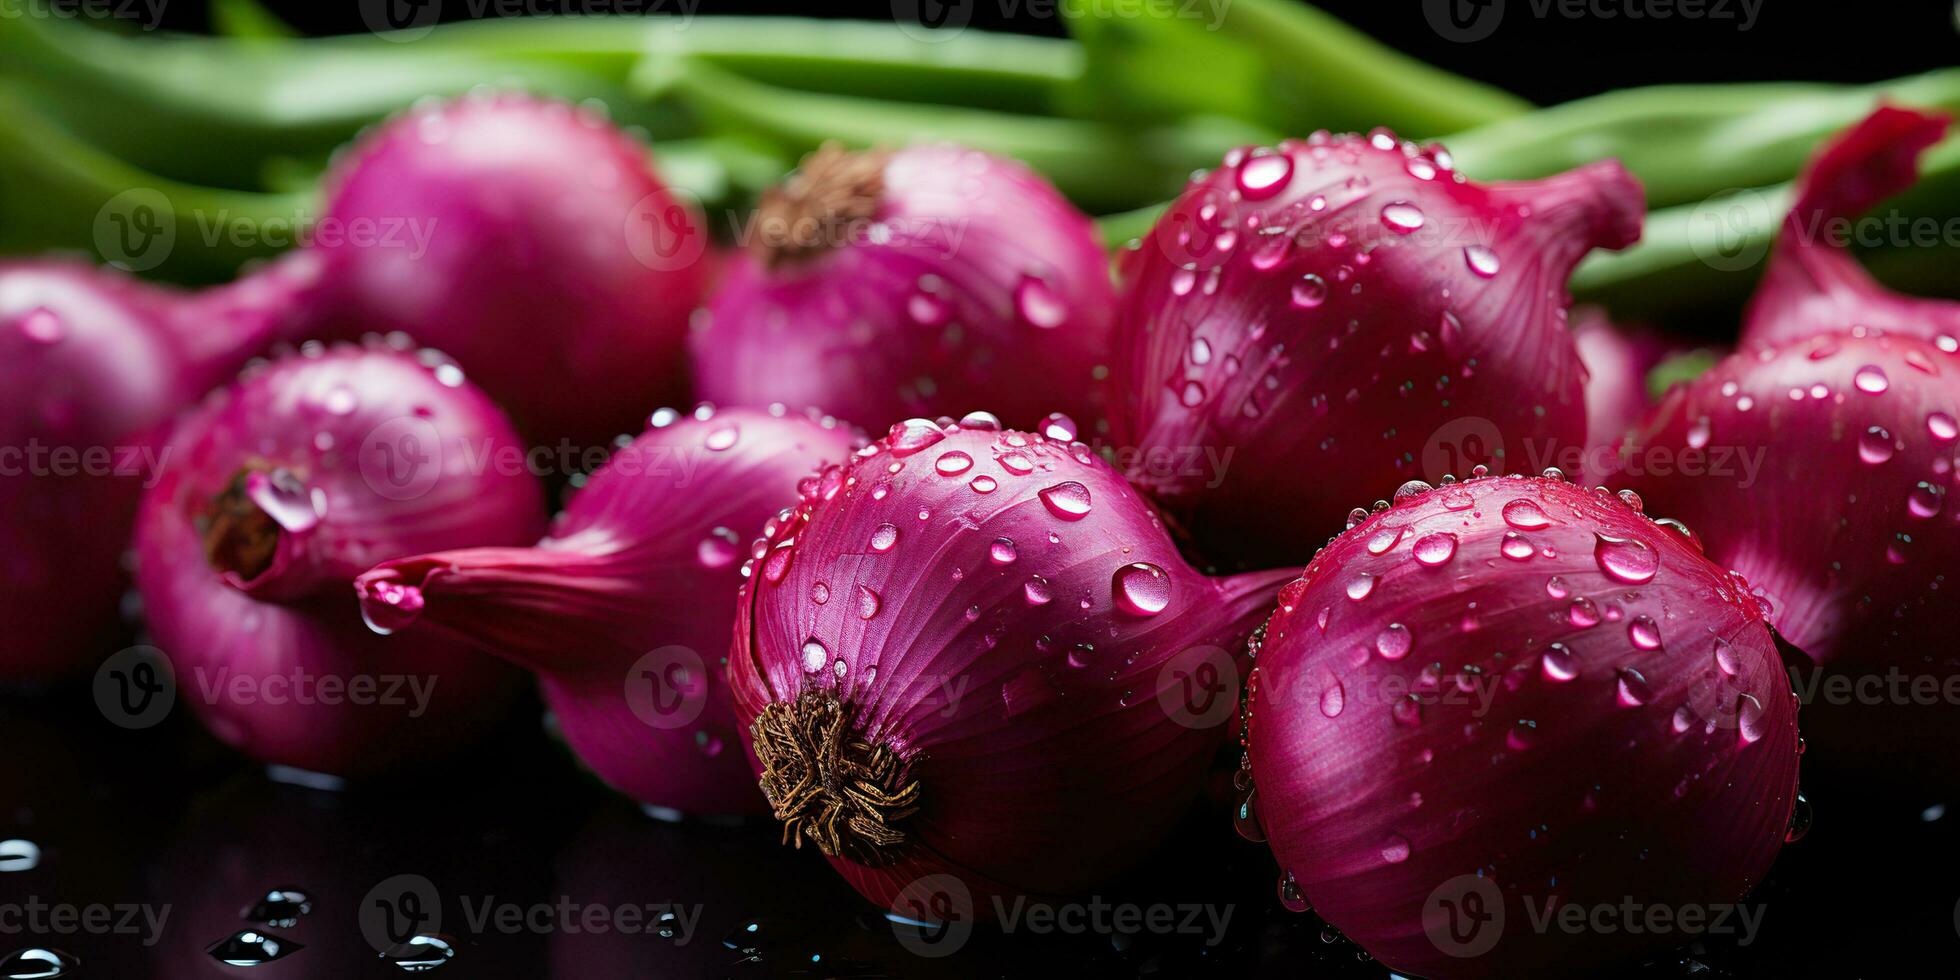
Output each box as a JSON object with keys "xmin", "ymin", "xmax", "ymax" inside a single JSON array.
[
  {"xmin": 856, "ymin": 586, "xmax": 881, "ymax": 620},
  {"xmin": 1928, "ymin": 412, "xmax": 1958, "ymax": 442},
  {"xmin": 1379, "ymin": 202, "xmax": 1425, "ymax": 233},
  {"xmin": 1909, "ymin": 481, "xmax": 1944, "ymax": 519},
  {"xmin": 1375, "ymin": 623, "xmax": 1413, "ymax": 660},
  {"xmin": 1112, "ymin": 562, "xmax": 1173, "ymax": 616},
  {"xmin": 1502, "ymin": 499, "xmax": 1553, "ymax": 530},
  {"xmin": 1629, "ymin": 616, "xmax": 1662, "ymax": 650},
  {"xmin": 886, "ymin": 419, "xmax": 945, "ymax": 457},
  {"xmin": 990, "ymin": 538, "xmax": 1018, "ymax": 564},
  {"xmin": 970, "ymin": 475, "xmax": 997, "ymax": 493},
  {"xmin": 934, "ymin": 451, "xmax": 973, "ymax": 476},
  {"xmin": 801, "ymin": 640, "xmax": 829, "ymax": 673},
  {"xmin": 1014, "ymin": 274, "xmax": 1067, "ymax": 329},
  {"xmin": 1039, "ymin": 481, "xmax": 1093, "ymax": 520},
  {"xmin": 1412, "ymin": 532, "xmax": 1458, "ymax": 567},
  {"xmin": 704, "ymin": 424, "xmax": 740, "ymax": 451},
  {"xmin": 1291, "ymin": 274, "xmax": 1328, "ymax": 309},
  {"xmin": 1858, "ymin": 426, "xmax": 1895, "ymax": 464},
  {"xmin": 870, "ymin": 523, "xmax": 899, "ymax": 552},
  {"xmin": 1320, "ymin": 679, "xmax": 1346, "ymax": 718},
  {"xmin": 1542, "ymin": 643, "xmax": 1579, "ymax": 681},
  {"xmin": 1594, "ymin": 533, "xmax": 1659, "ymax": 584},
  {"xmin": 1713, "ymin": 637, "xmax": 1740, "ymax": 676},
  {"xmin": 1345, "ymin": 573, "xmax": 1376, "ymax": 601},
  {"xmin": 1463, "ymin": 244, "xmax": 1501, "ymax": 278},
  {"xmin": 1615, "ymin": 667, "xmax": 1653, "ymax": 707},
  {"xmin": 1501, "ymin": 532, "xmax": 1535, "ymax": 561},
  {"xmin": 1040, "ymin": 413, "xmax": 1079, "ymax": 441},
  {"xmin": 1853, "ymin": 364, "xmax": 1889, "ymax": 394},
  {"xmin": 1024, "ymin": 576, "xmax": 1053, "ymax": 605},
  {"xmin": 1236, "ymin": 152, "xmax": 1295, "ymax": 200},
  {"xmin": 1379, "ymin": 834, "xmax": 1412, "ymax": 864},
  {"xmin": 1568, "ymin": 597, "xmax": 1600, "ymax": 628}
]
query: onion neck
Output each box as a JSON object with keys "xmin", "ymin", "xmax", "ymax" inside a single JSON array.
[
  {"xmin": 752, "ymin": 142, "xmax": 891, "ymax": 270},
  {"xmin": 203, "ymin": 466, "xmax": 334, "ymax": 601},
  {"xmin": 1493, "ymin": 159, "xmax": 1646, "ymax": 277},
  {"xmin": 751, "ymin": 689, "xmax": 921, "ymax": 867},
  {"xmin": 170, "ymin": 252, "xmax": 321, "ymax": 394}
]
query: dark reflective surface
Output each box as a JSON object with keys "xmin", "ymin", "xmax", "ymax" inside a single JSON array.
[{"xmin": 2, "ymin": 681, "xmax": 1955, "ymax": 978}]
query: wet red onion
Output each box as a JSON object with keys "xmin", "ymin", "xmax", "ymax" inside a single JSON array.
[
  {"xmin": 726, "ymin": 414, "xmax": 1290, "ymax": 914},
  {"xmin": 133, "ymin": 342, "xmax": 544, "ymax": 775},
  {"xmin": 1245, "ymin": 475, "xmax": 1798, "ymax": 977},
  {"xmin": 1111, "ymin": 132, "xmax": 1644, "ymax": 568},
  {"xmin": 689, "ymin": 144, "xmax": 1116, "ymax": 432},
  {"xmin": 355, "ymin": 405, "xmax": 858, "ymax": 816}
]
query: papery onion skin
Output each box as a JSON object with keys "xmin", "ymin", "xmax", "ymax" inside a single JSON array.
[
  {"xmin": 726, "ymin": 415, "xmax": 1291, "ymax": 915},
  {"xmin": 689, "ymin": 144, "xmax": 1116, "ymax": 432},
  {"xmin": 354, "ymin": 406, "xmax": 859, "ymax": 816},
  {"xmin": 1741, "ymin": 107, "xmax": 1960, "ymax": 351},
  {"xmin": 134, "ymin": 343, "xmax": 544, "ymax": 776},
  {"xmin": 1112, "ymin": 133, "xmax": 1644, "ymax": 569},
  {"xmin": 1246, "ymin": 476, "xmax": 1798, "ymax": 979},
  {"xmin": 0, "ymin": 259, "xmax": 303, "ymax": 681},
  {"xmin": 299, "ymin": 93, "xmax": 709, "ymax": 450}
]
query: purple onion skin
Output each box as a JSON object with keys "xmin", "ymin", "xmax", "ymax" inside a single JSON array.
[
  {"xmin": 355, "ymin": 407, "xmax": 859, "ymax": 816},
  {"xmin": 727, "ymin": 415, "xmax": 1291, "ymax": 917},
  {"xmin": 0, "ymin": 259, "xmax": 300, "ymax": 681},
  {"xmin": 1572, "ymin": 310, "xmax": 1714, "ymax": 486},
  {"xmin": 690, "ymin": 144, "xmax": 1116, "ymax": 432},
  {"xmin": 1247, "ymin": 476, "xmax": 1798, "ymax": 978},
  {"xmin": 1112, "ymin": 133, "xmax": 1644, "ymax": 569},
  {"xmin": 1617, "ymin": 108, "xmax": 1960, "ymax": 787},
  {"xmin": 1741, "ymin": 108, "xmax": 1960, "ymax": 351},
  {"xmin": 297, "ymin": 93, "xmax": 710, "ymax": 451},
  {"xmin": 134, "ymin": 344, "xmax": 544, "ymax": 776}
]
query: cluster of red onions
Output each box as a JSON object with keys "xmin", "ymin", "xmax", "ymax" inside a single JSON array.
[
  {"xmin": 726, "ymin": 415, "xmax": 1290, "ymax": 913},
  {"xmin": 1243, "ymin": 473, "xmax": 1800, "ymax": 977},
  {"xmin": 0, "ymin": 257, "xmax": 311, "ymax": 680},
  {"xmin": 134, "ymin": 341, "xmax": 543, "ymax": 776},
  {"xmin": 1615, "ymin": 107, "xmax": 1960, "ymax": 788},
  {"xmin": 1110, "ymin": 130, "xmax": 1645, "ymax": 568},
  {"xmin": 354, "ymin": 406, "xmax": 858, "ymax": 816},
  {"xmin": 689, "ymin": 143, "xmax": 1117, "ymax": 431}
]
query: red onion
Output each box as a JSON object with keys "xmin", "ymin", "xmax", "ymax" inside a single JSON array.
[
  {"xmin": 1572, "ymin": 309, "xmax": 1716, "ymax": 486},
  {"xmin": 1111, "ymin": 132, "xmax": 1644, "ymax": 568},
  {"xmin": 1243, "ymin": 475, "xmax": 1799, "ymax": 977},
  {"xmin": 0, "ymin": 258, "xmax": 307, "ymax": 681},
  {"xmin": 689, "ymin": 144, "xmax": 1116, "ymax": 431},
  {"xmin": 725, "ymin": 414, "xmax": 1291, "ymax": 914},
  {"xmin": 133, "ymin": 342, "xmax": 544, "ymax": 776},
  {"xmin": 1741, "ymin": 107, "xmax": 1960, "ymax": 350},
  {"xmin": 298, "ymin": 93, "xmax": 709, "ymax": 449},
  {"xmin": 353, "ymin": 406, "xmax": 859, "ymax": 816}
]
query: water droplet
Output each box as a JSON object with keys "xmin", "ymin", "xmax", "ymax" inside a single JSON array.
[
  {"xmin": 1541, "ymin": 643, "xmax": 1579, "ymax": 681},
  {"xmin": 1366, "ymin": 525, "xmax": 1404, "ymax": 555},
  {"xmin": 207, "ymin": 931, "xmax": 302, "ymax": 967},
  {"xmin": 380, "ymin": 934, "xmax": 456, "ymax": 973},
  {"xmin": 0, "ymin": 840, "xmax": 41, "ymax": 874},
  {"xmin": 1392, "ymin": 696, "xmax": 1424, "ymax": 727},
  {"xmin": 1277, "ymin": 870, "xmax": 1310, "ymax": 912},
  {"xmin": 0, "ymin": 948, "xmax": 78, "ymax": 979},
  {"xmin": 1024, "ymin": 576, "xmax": 1053, "ymax": 606},
  {"xmin": 1568, "ymin": 597, "xmax": 1600, "ymax": 628},
  {"xmin": 1236, "ymin": 152, "xmax": 1294, "ymax": 200},
  {"xmin": 1291, "ymin": 273, "xmax": 1328, "ymax": 309},
  {"xmin": 934, "ymin": 451, "xmax": 973, "ymax": 476},
  {"xmin": 1785, "ymin": 792, "xmax": 1812, "ymax": 842},
  {"xmin": 1039, "ymin": 482, "xmax": 1093, "ymax": 520},
  {"xmin": 1736, "ymin": 693, "xmax": 1767, "ymax": 743},
  {"xmin": 1929, "ymin": 412, "xmax": 1958, "ymax": 442},
  {"xmin": 1502, "ymin": 499, "xmax": 1553, "ymax": 530},
  {"xmin": 1379, "ymin": 834, "xmax": 1412, "ymax": 864},
  {"xmin": 810, "ymin": 582, "xmax": 830, "ymax": 605},
  {"xmin": 1686, "ymin": 417, "xmax": 1711, "ymax": 449},
  {"xmin": 989, "ymin": 538, "xmax": 1018, "ymax": 564},
  {"xmin": 1412, "ymin": 532, "xmax": 1458, "ymax": 567},
  {"xmin": 870, "ymin": 523, "xmax": 899, "ymax": 552},
  {"xmin": 886, "ymin": 419, "xmax": 945, "ymax": 457},
  {"xmin": 243, "ymin": 890, "xmax": 312, "ymax": 928},
  {"xmin": 1594, "ymin": 533, "xmax": 1658, "ymax": 584},
  {"xmin": 1909, "ymin": 481, "xmax": 1944, "ymax": 518},
  {"xmin": 1853, "ymin": 364, "xmax": 1889, "ymax": 394},
  {"xmin": 1380, "ymin": 201, "xmax": 1425, "ymax": 233},
  {"xmin": 1629, "ymin": 616, "xmax": 1662, "ymax": 650},
  {"xmin": 1501, "ymin": 532, "xmax": 1535, "ymax": 561},
  {"xmin": 856, "ymin": 586, "xmax": 881, "ymax": 620},
  {"xmin": 1040, "ymin": 413, "xmax": 1079, "ymax": 442},
  {"xmin": 1546, "ymin": 576, "xmax": 1569, "ymax": 599},
  {"xmin": 1320, "ymin": 679, "xmax": 1346, "ymax": 717},
  {"xmin": 969, "ymin": 475, "xmax": 997, "ymax": 494},
  {"xmin": 1858, "ymin": 426, "xmax": 1895, "ymax": 464},
  {"xmin": 801, "ymin": 640, "xmax": 828, "ymax": 673},
  {"xmin": 1375, "ymin": 623, "xmax": 1413, "ymax": 660},
  {"xmin": 698, "ymin": 527, "xmax": 740, "ymax": 568},
  {"xmin": 1345, "ymin": 573, "xmax": 1376, "ymax": 601},
  {"xmin": 1463, "ymin": 245, "xmax": 1501, "ymax": 278},
  {"xmin": 1615, "ymin": 667, "xmax": 1653, "ymax": 707},
  {"xmin": 1713, "ymin": 637, "xmax": 1741, "ymax": 676},
  {"xmin": 1015, "ymin": 274, "xmax": 1067, "ymax": 329},
  {"xmin": 1112, "ymin": 562, "xmax": 1173, "ymax": 616}
]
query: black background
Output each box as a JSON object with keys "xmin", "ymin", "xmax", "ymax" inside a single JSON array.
[{"xmin": 124, "ymin": 0, "xmax": 1960, "ymax": 106}]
